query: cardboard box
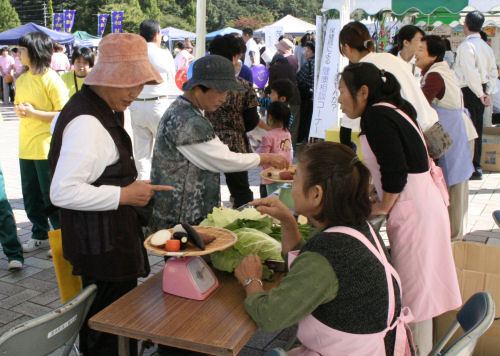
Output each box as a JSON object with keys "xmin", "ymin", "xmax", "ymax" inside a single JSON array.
[
  {"xmin": 481, "ymin": 127, "xmax": 500, "ymax": 172},
  {"xmin": 433, "ymin": 242, "xmax": 500, "ymax": 355}
]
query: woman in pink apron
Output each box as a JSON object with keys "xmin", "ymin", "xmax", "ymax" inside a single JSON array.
[
  {"xmin": 338, "ymin": 62, "xmax": 462, "ymax": 355},
  {"xmin": 235, "ymin": 142, "xmax": 414, "ymax": 355}
]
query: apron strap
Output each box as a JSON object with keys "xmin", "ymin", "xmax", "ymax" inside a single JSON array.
[{"xmin": 324, "ymin": 225, "xmax": 402, "ymax": 327}]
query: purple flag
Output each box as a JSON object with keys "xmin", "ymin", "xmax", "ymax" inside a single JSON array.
[
  {"xmin": 63, "ymin": 10, "xmax": 76, "ymax": 33},
  {"xmin": 111, "ymin": 11, "xmax": 124, "ymax": 34},
  {"xmin": 52, "ymin": 13, "xmax": 64, "ymax": 32},
  {"xmin": 97, "ymin": 14, "xmax": 109, "ymax": 37}
]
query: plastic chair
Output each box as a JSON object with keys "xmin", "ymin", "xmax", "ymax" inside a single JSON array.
[
  {"xmin": 429, "ymin": 291, "xmax": 495, "ymax": 356},
  {"xmin": 0, "ymin": 284, "xmax": 97, "ymax": 356},
  {"xmin": 492, "ymin": 211, "xmax": 500, "ymax": 228}
]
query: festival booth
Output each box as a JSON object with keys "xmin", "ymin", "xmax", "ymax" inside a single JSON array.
[
  {"xmin": 0, "ymin": 22, "xmax": 74, "ymax": 45},
  {"xmin": 314, "ymin": 1, "xmax": 500, "ymax": 353},
  {"xmin": 73, "ymin": 31, "xmax": 101, "ymax": 48},
  {"xmin": 205, "ymin": 27, "xmax": 242, "ymax": 40},
  {"xmin": 161, "ymin": 27, "xmax": 197, "ymax": 52},
  {"xmin": 311, "ymin": 1, "xmax": 500, "ymax": 141},
  {"xmin": 254, "ymin": 15, "xmax": 316, "ymax": 38}
]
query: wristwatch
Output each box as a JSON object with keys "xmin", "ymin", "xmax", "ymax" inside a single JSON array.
[{"xmin": 243, "ymin": 278, "xmax": 263, "ymax": 288}]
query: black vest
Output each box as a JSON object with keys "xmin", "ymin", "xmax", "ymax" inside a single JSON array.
[{"xmin": 48, "ymin": 85, "xmax": 150, "ymax": 281}]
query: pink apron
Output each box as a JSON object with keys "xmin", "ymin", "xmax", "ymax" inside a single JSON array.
[
  {"xmin": 287, "ymin": 224, "xmax": 414, "ymax": 356},
  {"xmin": 360, "ymin": 103, "xmax": 461, "ymax": 323}
]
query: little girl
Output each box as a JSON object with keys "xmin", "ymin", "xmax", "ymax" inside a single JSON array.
[{"xmin": 257, "ymin": 101, "xmax": 292, "ymax": 196}]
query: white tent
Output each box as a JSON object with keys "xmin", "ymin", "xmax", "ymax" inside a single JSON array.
[{"xmin": 255, "ymin": 15, "xmax": 316, "ymax": 37}]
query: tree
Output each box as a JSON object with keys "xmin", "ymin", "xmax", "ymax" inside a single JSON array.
[
  {"xmin": 0, "ymin": 0, "xmax": 21, "ymax": 32},
  {"xmin": 181, "ymin": 0, "xmax": 196, "ymax": 28},
  {"xmin": 140, "ymin": 0, "xmax": 162, "ymax": 21},
  {"xmin": 47, "ymin": 0, "xmax": 54, "ymax": 28}
]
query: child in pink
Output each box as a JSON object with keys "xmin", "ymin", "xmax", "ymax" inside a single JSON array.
[{"xmin": 257, "ymin": 101, "xmax": 292, "ymax": 195}]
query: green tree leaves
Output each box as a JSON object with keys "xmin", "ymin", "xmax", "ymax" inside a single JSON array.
[{"xmin": 0, "ymin": 0, "xmax": 21, "ymax": 32}]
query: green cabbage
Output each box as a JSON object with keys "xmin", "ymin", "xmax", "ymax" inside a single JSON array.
[{"xmin": 200, "ymin": 207, "xmax": 262, "ymax": 227}]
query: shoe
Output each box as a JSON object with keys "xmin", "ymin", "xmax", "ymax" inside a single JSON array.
[
  {"xmin": 47, "ymin": 249, "xmax": 52, "ymax": 258},
  {"xmin": 8, "ymin": 260, "xmax": 23, "ymax": 271},
  {"xmin": 493, "ymin": 211, "xmax": 500, "ymax": 228},
  {"xmin": 470, "ymin": 171, "xmax": 483, "ymax": 180},
  {"xmin": 22, "ymin": 239, "xmax": 49, "ymax": 252}
]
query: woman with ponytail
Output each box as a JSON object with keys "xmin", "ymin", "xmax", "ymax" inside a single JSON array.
[{"xmin": 338, "ymin": 62, "xmax": 461, "ymax": 355}]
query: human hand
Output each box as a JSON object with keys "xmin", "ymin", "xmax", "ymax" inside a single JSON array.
[
  {"xmin": 235, "ymin": 254, "xmax": 263, "ymax": 285},
  {"xmin": 119, "ymin": 180, "xmax": 173, "ymax": 207},
  {"xmin": 249, "ymin": 196, "xmax": 295, "ymax": 223},
  {"xmin": 23, "ymin": 102, "xmax": 36, "ymax": 116},
  {"xmin": 481, "ymin": 95, "xmax": 492, "ymax": 107},
  {"xmin": 370, "ymin": 202, "xmax": 389, "ymax": 218},
  {"xmin": 14, "ymin": 103, "xmax": 26, "ymax": 118},
  {"xmin": 259, "ymin": 153, "xmax": 289, "ymax": 169}
]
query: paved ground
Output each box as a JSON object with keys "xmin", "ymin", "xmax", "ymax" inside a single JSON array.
[{"xmin": 1, "ymin": 102, "xmax": 500, "ymax": 355}]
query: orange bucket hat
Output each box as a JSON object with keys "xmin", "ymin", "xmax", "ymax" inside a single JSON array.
[{"xmin": 85, "ymin": 33, "xmax": 162, "ymax": 88}]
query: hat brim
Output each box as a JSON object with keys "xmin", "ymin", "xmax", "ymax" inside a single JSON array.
[
  {"xmin": 183, "ymin": 77, "xmax": 244, "ymax": 92},
  {"xmin": 84, "ymin": 59, "xmax": 163, "ymax": 88}
]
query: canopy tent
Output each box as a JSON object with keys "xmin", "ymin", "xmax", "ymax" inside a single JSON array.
[
  {"xmin": 206, "ymin": 27, "xmax": 242, "ymax": 40},
  {"xmin": 0, "ymin": 22, "xmax": 74, "ymax": 45},
  {"xmin": 73, "ymin": 31, "xmax": 101, "ymax": 48},
  {"xmin": 255, "ymin": 15, "xmax": 316, "ymax": 37},
  {"xmin": 161, "ymin": 27, "xmax": 197, "ymax": 52}
]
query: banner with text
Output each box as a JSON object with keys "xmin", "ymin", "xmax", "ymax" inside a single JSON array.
[
  {"xmin": 97, "ymin": 14, "xmax": 109, "ymax": 37},
  {"xmin": 111, "ymin": 11, "xmax": 124, "ymax": 34},
  {"xmin": 309, "ymin": 19, "xmax": 341, "ymax": 139},
  {"xmin": 262, "ymin": 26, "xmax": 283, "ymax": 63},
  {"xmin": 63, "ymin": 10, "xmax": 76, "ymax": 33},
  {"xmin": 53, "ymin": 13, "xmax": 64, "ymax": 32}
]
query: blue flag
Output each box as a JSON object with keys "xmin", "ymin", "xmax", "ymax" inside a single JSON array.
[
  {"xmin": 111, "ymin": 11, "xmax": 124, "ymax": 34},
  {"xmin": 63, "ymin": 10, "xmax": 76, "ymax": 33},
  {"xmin": 97, "ymin": 14, "xmax": 109, "ymax": 37},
  {"xmin": 52, "ymin": 13, "xmax": 64, "ymax": 32}
]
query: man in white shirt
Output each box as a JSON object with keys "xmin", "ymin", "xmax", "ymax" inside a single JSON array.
[
  {"xmin": 455, "ymin": 11, "xmax": 497, "ymax": 180},
  {"xmin": 129, "ymin": 19, "xmax": 177, "ymax": 179},
  {"xmin": 242, "ymin": 28, "xmax": 260, "ymax": 68}
]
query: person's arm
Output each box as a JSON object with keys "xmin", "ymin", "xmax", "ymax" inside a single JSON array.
[
  {"xmin": 256, "ymin": 134, "xmax": 272, "ymax": 154},
  {"xmin": 371, "ymin": 191, "xmax": 400, "ymax": 217},
  {"xmin": 50, "ymin": 116, "xmax": 123, "ymax": 211},
  {"xmin": 421, "ymin": 72, "xmax": 445, "ymax": 104},
  {"xmin": 235, "ymin": 251, "xmax": 338, "ymax": 332},
  {"xmin": 456, "ymin": 43, "xmax": 484, "ymax": 98},
  {"xmin": 18, "ymin": 103, "xmax": 59, "ymax": 122},
  {"xmin": 177, "ymin": 137, "xmax": 287, "ymax": 173},
  {"xmin": 243, "ymin": 106, "xmax": 260, "ymax": 132}
]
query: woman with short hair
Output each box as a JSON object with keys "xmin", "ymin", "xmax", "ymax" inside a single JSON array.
[
  {"xmin": 61, "ymin": 46, "xmax": 95, "ymax": 97},
  {"xmin": 15, "ymin": 32, "xmax": 69, "ymax": 253},
  {"xmin": 415, "ymin": 35, "xmax": 475, "ymax": 241}
]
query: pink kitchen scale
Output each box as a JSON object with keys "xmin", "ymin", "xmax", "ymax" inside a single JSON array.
[{"xmin": 144, "ymin": 226, "xmax": 238, "ymax": 301}]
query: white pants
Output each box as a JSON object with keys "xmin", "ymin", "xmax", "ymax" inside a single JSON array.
[
  {"xmin": 410, "ymin": 319, "xmax": 433, "ymax": 356},
  {"xmin": 129, "ymin": 98, "xmax": 172, "ymax": 180}
]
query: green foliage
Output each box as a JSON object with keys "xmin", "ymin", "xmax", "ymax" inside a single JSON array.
[
  {"xmin": 47, "ymin": 0, "xmax": 54, "ymax": 28},
  {"xmin": 140, "ymin": 0, "xmax": 162, "ymax": 21},
  {"xmin": 0, "ymin": 0, "xmax": 21, "ymax": 32},
  {"xmin": 181, "ymin": 0, "xmax": 196, "ymax": 28}
]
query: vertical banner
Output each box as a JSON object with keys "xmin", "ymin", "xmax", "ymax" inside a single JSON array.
[
  {"xmin": 309, "ymin": 19, "xmax": 341, "ymax": 139},
  {"xmin": 111, "ymin": 11, "xmax": 124, "ymax": 34},
  {"xmin": 63, "ymin": 10, "xmax": 76, "ymax": 33},
  {"xmin": 52, "ymin": 13, "xmax": 64, "ymax": 32},
  {"xmin": 262, "ymin": 26, "xmax": 283, "ymax": 63},
  {"xmin": 97, "ymin": 14, "xmax": 109, "ymax": 37}
]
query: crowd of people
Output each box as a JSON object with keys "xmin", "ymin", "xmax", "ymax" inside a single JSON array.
[{"xmin": 0, "ymin": 9, "xmax": 498, "ymax": 356}]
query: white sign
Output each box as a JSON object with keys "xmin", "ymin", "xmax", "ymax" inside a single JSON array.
[
  {"xmin": 263, "ymin": 26, "xmax": 283, "ymax": 59},
  {"xmin": 310, "ymin": 19, "xmax": 341, "ymax": 139}
]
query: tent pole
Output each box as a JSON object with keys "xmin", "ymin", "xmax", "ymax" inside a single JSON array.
[{"xmin": 195, "ymin": 0, "xmax": 206, "ymax": 59}]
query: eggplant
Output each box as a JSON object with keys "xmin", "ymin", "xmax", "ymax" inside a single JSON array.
[
  {"xmin": 181, "ymin": 222, "xmax": 205, "ymax": 250},
  {"xmin": 172, "ymin": 231, "xmax": 189, "ymax": 250}
]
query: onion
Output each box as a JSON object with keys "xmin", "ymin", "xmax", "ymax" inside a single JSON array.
[{"xmin": 151, "ymin": 229, "xmax": 172, "ymax": 247}]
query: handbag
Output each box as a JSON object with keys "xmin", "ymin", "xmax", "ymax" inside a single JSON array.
[{"xmin": 422, "ymin": 121, "xmax": 453, "ymax": 159}]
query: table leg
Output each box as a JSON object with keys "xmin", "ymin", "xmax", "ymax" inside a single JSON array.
[{"xmin": 118, "ymin": 335, "xmax": 131, "ymax": 356}]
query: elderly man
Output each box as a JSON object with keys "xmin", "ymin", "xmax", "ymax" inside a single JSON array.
[
  {"xmin": 49, "ymin": 33, "xmax": 172, "ymax": 356},
  {"xmin": 129, "ymin": 19, "xmax": 177, "ymax": 179},
  {"xmin": 455, "ymin": 10, "xmax": 497, "ymax": 180}
]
